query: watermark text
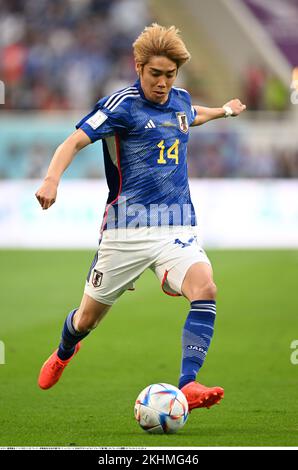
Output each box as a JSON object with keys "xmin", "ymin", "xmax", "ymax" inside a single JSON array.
[
  {"xmin": 290, "ymin": 340, "xmax": 298, "ymax": 364},
  {"xmin": 0, "ymin": 341, "xmax": 5, "ymax": 364}
]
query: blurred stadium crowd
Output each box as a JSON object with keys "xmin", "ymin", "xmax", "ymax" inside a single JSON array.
[
  {"xmin": 0, "ymin": 0, "xmax": 148, "ymax": 110},
  {"xmin": 0, "ymin": 0, "xmax": 297, "ymax": 179}
]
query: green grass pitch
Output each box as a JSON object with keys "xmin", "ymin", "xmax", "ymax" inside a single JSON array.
[{"xmin": 0, "ymin": 249, "xmax": 298, "ymax": 447}]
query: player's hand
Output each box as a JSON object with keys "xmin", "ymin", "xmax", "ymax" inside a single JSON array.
[
  {"xmin": 35, "ymin": 177, "xmax": 58, "ymax": 210},
  {"xmin": 223, "ymin": 98, "xmax": 246, "ymax": 116}
]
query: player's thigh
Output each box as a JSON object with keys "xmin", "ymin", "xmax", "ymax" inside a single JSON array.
[
  {"xmin": 84, "ymin": 236, "xmax": 154, "ymax": 306},
  {"xmin": 153, "ymin": 229, "xmax": 212, "ymax": 297},
  {"xmin": 181, "ymin": 262, "xmax": 217, "ymax": 301}
]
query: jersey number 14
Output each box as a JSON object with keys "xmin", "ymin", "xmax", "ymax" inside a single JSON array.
[{"xmin": 157, "ymin": 139, "xmax": 180, "ymax": 165}]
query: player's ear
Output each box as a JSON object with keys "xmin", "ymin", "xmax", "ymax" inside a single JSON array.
[{"xmin": 135, "ymin": 62, "xmax": 142, "ymax": 77}]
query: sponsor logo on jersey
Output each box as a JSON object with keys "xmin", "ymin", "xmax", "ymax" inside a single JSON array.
[
  {"xmin": 86, "ymin": 109, "xmax": 108, "ymax": 129},
  {"xmin": 176, "ymin": 111, "xmax": 189, "ymax": 133},
  {"xmin": 145, "ymin": 120, "xmax": 156, "ymax": 129}
]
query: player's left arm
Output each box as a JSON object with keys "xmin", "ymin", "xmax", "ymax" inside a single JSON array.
[{"xmin": 191, "ymin": 98, "xmax": 246, "ymax": 126}]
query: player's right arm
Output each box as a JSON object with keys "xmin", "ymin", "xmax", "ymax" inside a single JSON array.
[{"xmin": 35, "ymin": 129, "xmax": 91, "ymax": 210}]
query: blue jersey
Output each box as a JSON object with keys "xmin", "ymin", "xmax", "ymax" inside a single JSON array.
[{"xmin": 76, "ymin": 79, "xmax": 197, "ymax": 230}]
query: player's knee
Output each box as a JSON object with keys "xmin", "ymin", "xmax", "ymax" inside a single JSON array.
[
  {"xmin": 73, "ymin": 313, "xmax": 99, "ymax": 333},
  {"xmin": 188, "ymin": 280, "xmax": 217, "ymax": 301},
  {"xmin": 77, "ymin": 319, "xmax": 98, "ymax": 332},
  {"xmin": 73, "ymin": 300, "xmax": 110, "ymax": 333},
  {"xmin": 204, "ymin": 281, "xmax": 217, "ymax": 299}
]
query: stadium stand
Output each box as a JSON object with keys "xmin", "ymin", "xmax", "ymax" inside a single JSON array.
[{"xmin": 0, "ymin": 0, "xmax": 297, "ymax": 179}]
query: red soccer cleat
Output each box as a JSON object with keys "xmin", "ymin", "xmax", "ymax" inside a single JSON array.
[
  {"xmin": 181, "ymin": 381, "xmax": 224, "ymax": 411},
  {"xmin": 38, "ymin": 342, "xmax": 81, "ymax": 390}
]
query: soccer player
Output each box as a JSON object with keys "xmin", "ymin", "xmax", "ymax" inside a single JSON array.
[{"xmin": 36, "ymin": 24, "xmax": 246, "ymax": 411}]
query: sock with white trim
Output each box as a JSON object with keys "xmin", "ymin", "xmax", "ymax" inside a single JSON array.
[{"xmin": 178, "ymin": 300, "xmax": 216, "ymax": 389}]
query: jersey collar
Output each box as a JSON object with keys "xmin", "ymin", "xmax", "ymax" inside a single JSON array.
[{"xmin": 134, "ymin": 78, "xmax": 172, "ymax": 109}]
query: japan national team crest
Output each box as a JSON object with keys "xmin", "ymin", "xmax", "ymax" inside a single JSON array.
[
  {"xmin": 92, "ymin": 269, "xmax": 103, "ymax": 287},
  {"xmin": 176, "ymin": 112, "xmax": 189, "ymax": 133}
]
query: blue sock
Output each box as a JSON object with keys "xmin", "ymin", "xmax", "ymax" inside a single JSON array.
[
  {"xmin": 179, "ymin": 300, "xmax": 216, "ymax": 389},
  {"xmin": 57, "ymin": 309, "xmax": 90, "ymax": 360}
]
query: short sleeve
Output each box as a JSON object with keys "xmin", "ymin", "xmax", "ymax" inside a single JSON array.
[
  {"xmin": 190, "ymin": 105, "xmax": 197, "ymax": 125},
  {"xmin": 76, "ymin": 98, "xmax": 128, "ymax": 143}
]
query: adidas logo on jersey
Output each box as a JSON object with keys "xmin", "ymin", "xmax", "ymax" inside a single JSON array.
[{"xmin": 145, "ymin": 120, "xmax": 156, "ymax": 129}]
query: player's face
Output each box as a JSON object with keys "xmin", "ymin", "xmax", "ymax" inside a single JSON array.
[{"xmin": 137, "ymin": 56, "xmax": 178, "ymax": 104}]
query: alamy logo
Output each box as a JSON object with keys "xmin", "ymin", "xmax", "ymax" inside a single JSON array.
[
  {"xmin": 104, "ymin": 195, "xmax": 194, "ymax": 231},
  {"xmin": 290, "ymin": 340, "xmax": 298, "ymax": 364},
  {"xmin": 0, "ymin": 341, "xmax": 5, "ymax": 364}
]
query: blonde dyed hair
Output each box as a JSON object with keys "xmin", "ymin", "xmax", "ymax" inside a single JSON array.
[{"xmin": 133, "ymin": 23, "xmax": 191, "ymax": 69}]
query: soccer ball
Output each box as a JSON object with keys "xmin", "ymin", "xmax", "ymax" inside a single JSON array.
[{"xmin": 134, "ymin": 383, "xmax": 189, "ymax": 434}]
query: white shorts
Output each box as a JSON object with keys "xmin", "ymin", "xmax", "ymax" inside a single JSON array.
[{"xmin": 84, "ymin": 226, "xmax": 211, "ymax": 305}]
